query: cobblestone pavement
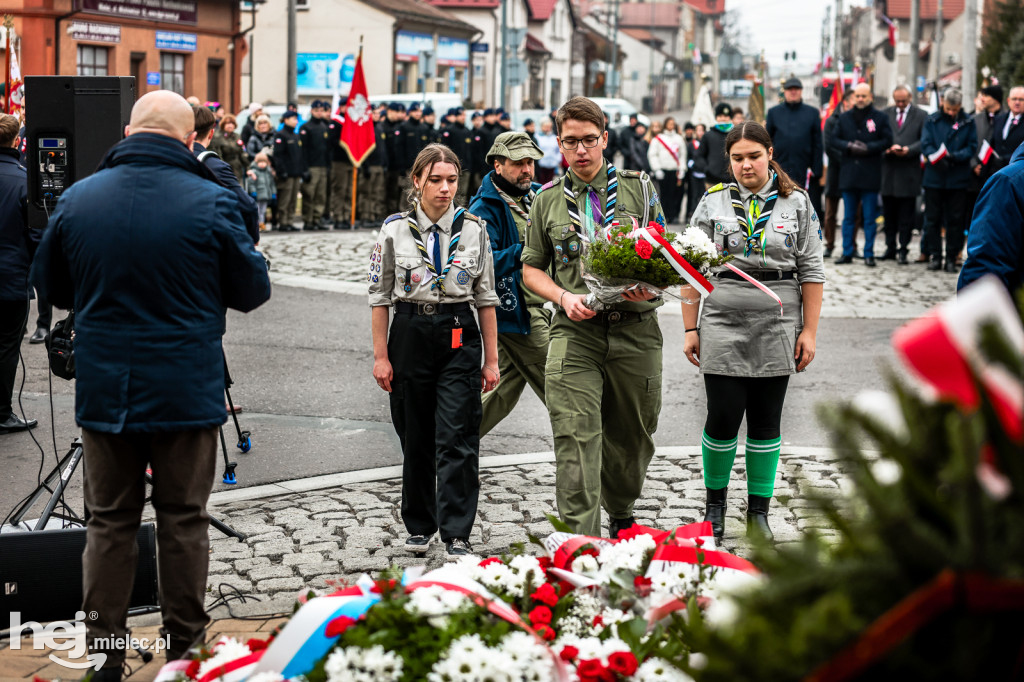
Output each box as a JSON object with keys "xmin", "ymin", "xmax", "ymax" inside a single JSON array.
[
  {"xmin": 258, "ymin": 224, "xmax": 960, "ymax": 320},
  {"xmin": 199, "ymin": 446, "xmax": 855, "ymax": 608}
]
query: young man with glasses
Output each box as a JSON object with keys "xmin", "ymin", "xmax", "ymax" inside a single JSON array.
[{"xmin": 521, "ymin": 96, "xmax": 666, "ymax": 539}]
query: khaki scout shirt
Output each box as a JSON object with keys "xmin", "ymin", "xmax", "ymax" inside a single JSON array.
[
  {"xmin": 691, "ymin": 179, "xmax": 827, "ymax": 283},
  {"xmin": 368, "ymin": 202, "xmax": 500, "ymax": 308},
  {"xmin": 521, "ymin": 161, "xmax": 666, "ymax": 313}
]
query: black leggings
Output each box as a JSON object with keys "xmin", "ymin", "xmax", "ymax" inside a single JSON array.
[{"xmin": 703, "ymin": 374, "xmax": 790, "ymax": 441}]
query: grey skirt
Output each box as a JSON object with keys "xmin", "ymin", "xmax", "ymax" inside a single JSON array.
[{"xmin": 697, "ymin": 277, "xmax": 803, "ymax": 377}]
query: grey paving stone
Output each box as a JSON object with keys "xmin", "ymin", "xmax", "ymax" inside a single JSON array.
[
  {"xmin": 297, "ymin": 561, "xmax": 342, "ymax": 578},
  {"xmin": 256, "ymin": 577, "xmax": 305, "ymax": 593},
  {"xmin": 249, "ymin": 565, "xmax": 296, "ymax": 581},
  {"xmin": 253, "ymin": 540, "xmax": 297, "ymax": 559}
]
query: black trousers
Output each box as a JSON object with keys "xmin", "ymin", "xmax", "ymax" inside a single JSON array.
[
  {"xmin": 388, "ymin": 308, "xmax": 482, "ymax": 541},
  {"xmin": 807, "ymin": 181, "xmax": 824, "ymax": 226},
  {"xmin": 659, "ymin": 175, "xmax": 684, "ymax": 224},
  {"xmin": 964, "ymin": 189, "xmax": 980, "ymax": 236},
  {"xmin": 34, "ymin": 291, "xmax": 52, "ymax": 331},
  {"xmin": 924, "ymin": 187, "xmax": 967, "ymax": 261},
  {"xmin": 703, "ymin": 374, "xmax": 790, "ymax": 441},
  {"xmin": 0, "ymin": 299, "xmax": 29, "ymax": 420},
  {"xmin": 882, "ymin": 195, "xmax": 916, "ymax": 253}
]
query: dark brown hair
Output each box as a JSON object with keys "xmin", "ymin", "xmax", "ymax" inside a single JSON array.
[
  {"xmin": 556, "ymin": 96, "xmax": 604, "ymax": 134},
  {"xmin": 193, "ymin": 105, "xmax": 216, "ymax": 140},
  {"xmin": 0, "ymin": 113, "xmax": 19, "ymax": 147},
  {"xmin": 219, "ymin": 114, "xmax": 238, "ymax": 131},
  {"xmin": 408, "ymin": 143, "xmax": 461, "ymax": 206},
  {"xmin": 724, "ymin": 121, "xmax": 797, "ymax": 198}
]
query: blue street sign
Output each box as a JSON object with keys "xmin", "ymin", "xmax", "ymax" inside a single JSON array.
[{"xmin": 146, "ymin": 72, "xmax": 161, "ymax": 86}]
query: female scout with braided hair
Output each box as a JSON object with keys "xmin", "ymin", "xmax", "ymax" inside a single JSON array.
[
  {"xmin": 682, "ymin": 122, "xmax": 825, "ymax": 544},
  {"xmin": 368, "ymin": 144, "xmax": 501, "ymax": 558}
]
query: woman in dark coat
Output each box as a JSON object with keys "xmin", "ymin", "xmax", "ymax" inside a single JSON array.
[{"xmin": 211, "ymin": 114, "xmax": 250, "ymax": 183}]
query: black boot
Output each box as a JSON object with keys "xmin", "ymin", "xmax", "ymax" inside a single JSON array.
[
  {"xmin": 746, "ymin": 495, "xmax": 773, "ymax": 543},
  {"xmin": 703, "ymin": 487, "xmax": 727, "ymax": 544}
]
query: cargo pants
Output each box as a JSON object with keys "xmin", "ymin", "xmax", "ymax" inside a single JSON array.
[
  {"xmin": 330, "ymin": 160, "xmax": 354, "ymax": 224},
  {"xmin": 545, "ymin": 311, "xmax": 663, "ymax": 537},
  {"xmin": 302, "ymin": 166, "xmax": 328, "ymax": 224},
  {"xmin": 479, "ymin": 306, "xmax": 550, "ymax": 436},
  {"xmin": 359, "ymin": 167, "xmax": 387, "ymax": 223}
]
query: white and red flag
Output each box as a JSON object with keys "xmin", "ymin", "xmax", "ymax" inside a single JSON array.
[
  {"xmin": 928, "ymin": 142, "xmax": 948, "ymax": 164},
  {"xmin": 339, "ymin": 53, "xmax": 375, "ymax": 167}
]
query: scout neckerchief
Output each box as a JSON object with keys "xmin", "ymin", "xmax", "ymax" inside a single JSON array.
[
  {"xmin": 407, "ymin": 205, "xmax": 465, "ymax": 295},
  {"xmin": 713, "ymin": 122, "xmax": 734, "ymax": 134},
  {"xmin": 562, "ymin": 164, "xmax": 618, "ymax": 241},
  {"xmin": 495, "ymin": 184, "xmax": 536, "ymax": 221},
  {"xmin": 729, "ymin": 172, "xmax": 778, "ymax": 266}
]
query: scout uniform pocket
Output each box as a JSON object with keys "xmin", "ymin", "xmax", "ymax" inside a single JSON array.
[{"xmin": 713, "ymin": 217, "xmax": 743, "ymax": 256}]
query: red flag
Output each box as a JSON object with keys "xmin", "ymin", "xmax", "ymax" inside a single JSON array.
[
  {"xmin": 822, "ymin": 78, "xmax": 843, "ymax": 131},
  {"xmin": 340, "ymin": 53, "xmax": 375, "ymax": 167}
]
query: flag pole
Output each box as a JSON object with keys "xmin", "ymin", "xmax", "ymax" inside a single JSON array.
[
  {"xmin": 350, "ymin": 37, "xmax": 363, "ymax": 228},
  {"xmin": 4, "ymin": 16, "xmax": 12, "ymax": 115}
]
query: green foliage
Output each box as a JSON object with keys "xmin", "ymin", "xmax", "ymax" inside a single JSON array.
[
  {"xmin": 677, "ymin": 308, "xmax": 1024, "ymax": 680},
  {"xmin": 980, "ymin": 0, "xmax": 1024, "ymax": 86},
  {"xmin": 586, "ymin": 228, "xmax": 686, "ymax": 288}
]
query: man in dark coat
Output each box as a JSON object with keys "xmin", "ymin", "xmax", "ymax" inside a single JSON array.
[
  {"xmin": 880, "ymin": 84, "xmax": 926, "ymax": 264},
  {"xmin": 921, "ymin": 88, "xmax": 977, "ymax": 272},
  {"xmin": 273, "ymin": 110, "xmax": 306, "ymax": 230},
  {"xmin": 833, "ymin": 83, "xmax": 894, "ymax": 266},
  {"xmin": 765, "ymin": 77, "xmax": 824, "ymax": 220},
  {"xmin": 440, "ymin": 107, "xmax": 473, "ymax": 207},
  {"xmin": 469, "ymin": 132, "xmax": 547, "ymax": 436},
  {"xmin": 382, "ymin": 102, "xmax": 406, "ymax": 214},
  {"xmin": 30, "ymin": 91, "xmax": 271, "ymax": 680},
  {"xmin": 966, "ymin": 84, "xmax": 1003, "ymax": 237},
  {"xmin": 823, "ymin": 89, "xmax": 856, "ymax": 258},
  {"xmin": 193, "ymin": 104, "xmax": 260, "ymax": 244},
  {"xmin": 990, "ymin": 86, "xmax": 1024, "ymax": 174},
  {"xmin": 300, "ymin": 100, "xmax": 332, "ymax": 230},
  {"xmin": 693, "ymin": 102, "xmax": 733, "ymax": 187},
  {"xmin": 0, "ymin": 113, "xmax": 37, "ymax": 434}
]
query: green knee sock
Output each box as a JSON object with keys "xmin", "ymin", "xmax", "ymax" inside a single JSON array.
[
  {"xmin": 745, "ymin": 436, "xmax": 782, "ymax": 497},
  {"xmin": 701, "ymin": 431, "xmax": 738, "ymax": 490}
]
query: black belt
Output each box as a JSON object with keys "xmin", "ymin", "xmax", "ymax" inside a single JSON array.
[
  {"xmin": 394, "ymin": 301, "xmax": 472, "ymax": 315},
  {"xmin": 568, "ymin": 309, "xmax": 657, "ymax": 325},
  {"xmin": 717, "ymin": 270, "xmax": 795, "ymax": 282}
]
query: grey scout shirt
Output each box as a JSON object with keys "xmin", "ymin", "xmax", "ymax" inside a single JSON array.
[
  {"xmin": 368, "ymin": 202, "xmax": 500, "ymax": 308},
  {"xmin": 691, "ymin": 179, "xmax": 827, "ymax": 284}
]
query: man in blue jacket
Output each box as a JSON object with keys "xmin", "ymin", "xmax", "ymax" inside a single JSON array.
[
  {"xmin": 765, "ymin": 77, "xmax": 824, "ymax": 220},
  {"xmin": 921, "ymin": 88, "xmax": 977, "ymax": 272},
  {"xmin": 0, "ymin": 113, "xmax": 37, "ymax": 434},
  {"xmin": 470, "ymin": 132, "xmax": 547, "ymax": 436},
  {"xmin": 958, "ymin": 145, "xmax": 1024, "ymax": 294},
  {"xmin": 834, "ymin": 83, "xmax": 894, "ymax": 266},
  {"xmin": 30, "ymin": 90, "xmax": 271, "ymax": 681}
]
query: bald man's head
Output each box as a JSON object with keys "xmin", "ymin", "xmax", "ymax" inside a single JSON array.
[
  {"xmin": 127, "ymin": 91, "xmax": 196, "ymax": 143},
  {"xmin": 853, "ymin": 83, "xmax": 873, "ymax": 109}
]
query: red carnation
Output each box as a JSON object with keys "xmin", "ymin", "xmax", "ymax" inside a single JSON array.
[
  {"xmin": 560, "ymin": 645, "xmax": 579, "ymax": 661},
  {"xmin": 535, "ymin": 624, "xmax": 557, "ymax": 641},
  {"xmin": 324, "ymin": 615, "xmax": 356, "ymax": 638},
  {"xmin": 185, "ymin": 659, "xmax": 201, "ymax": 680},
  {"xmin": 608, "ymin": 651, "xmax": 639, "ymax": 676},
  {"xmin": 537, "ymin": 556, "xmax": 553, "ymax": 570},
  {"xmin": 577, "ymin": 658, "xmax": 615, "ymax": 682},
  {"xmin": 528, "ymin": 605, "xmax": 552, "ymax": 626},
  {"xmin": 635, "ymin": 240, "xmax": 654, "ymax": 259},
  {"xmin": 694, "ymin": 537, "xmax": 705, "ymax": 547},
  {"xmin": 592, "ymin": 614, "xmax": 604, "ymax": 628},
  {"xmin": 245, "ymin": 638, "xmax": 269, "ymax": 652},
  {"xmin": 647, "ymin": 221, "xmax": 665, "ymax": 234},
  {"xmin": 531, "ymin": 582, "xmax": 559, "ymax": 606},
  {"xmin": 633, "ymin": 575, "xmax": 653, "ymax": 597},
  {"xmin": 479, "ymin": 557, "xmax": 504, "ymax": 568}
]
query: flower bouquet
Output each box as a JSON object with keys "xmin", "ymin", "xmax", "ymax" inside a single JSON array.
[
  {"xmin": 581, "ymin": 221, "xmax": 731, "ymax": 310},
  {"xmin": 153, "ymin": 519, "xmax": 760, "ymax": 682}
]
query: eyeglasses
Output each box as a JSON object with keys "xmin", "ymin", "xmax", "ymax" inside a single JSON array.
[{"xmin": 559, "ymin": 135, "xmax": 601, "ymax": 150}]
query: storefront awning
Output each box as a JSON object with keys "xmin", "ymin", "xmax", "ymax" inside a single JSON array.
[{"xmin": 524, "ymin": 33, "xmax": 551, "ymax": 55}]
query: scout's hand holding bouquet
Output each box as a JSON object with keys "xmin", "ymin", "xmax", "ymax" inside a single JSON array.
[{"xmin": 581, "ymin": 220, "xmax": 731, "ymax": 308}]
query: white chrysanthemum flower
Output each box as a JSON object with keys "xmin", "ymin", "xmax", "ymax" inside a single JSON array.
[
  {"xmin": 323, "ymin": 647, "xmax": 352, "ymax": 682},
  {"xmin": 477, "ymin": 562, "xmax": 512, "ymax": 591},
  {"xmin": 504, "ymin": 571, "xmax": 527, "ymax": 598},
  {"xmin": 406, "ymin": 585, "xmax": 470, "ymax": 618},
  {"xmin": 508, "ymin": 555, "xmax": 543, "ymax": 580},
  {"xmin": 245, "ymin": 673, "xmax": 284, "ymax": 682},
  {"xmin": 635, "ymin": 657, "xmax": 695, "ymax": 681},
  {"xmin": 197, "ymin": 638, "xmax": 252, "ymax": 680},
  {"xmin": 359, "ymin": 645, "xmax": 403, "ymax": 678},
  {"xmin": 571, "ymin": 554, "xmax": 599, "ymax": 574},
  {"xmin": 702, "ymin": 594, "xmax": 740, "ymax": 628}
]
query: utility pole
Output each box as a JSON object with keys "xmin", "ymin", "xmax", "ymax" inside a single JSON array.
[
  {"xmin": 934, "ymin": 0, "xmax": 944, "ymax": 89},
  {"xmin": 500, "ymin": 0, "xmax": 507, "ymax": 109},
  {"xmin": 909, "ymin": 0, "xmax": 920, "ymax": 101},
  {"xmin": 610, "ymin": 0, "xmax": 619, "ymax": 97},
  {"xmin": 287, "ymin": 0, "xmax": 296, "ymax": 104},
  {"xmin": 834, "ymin": 0, "xmax": 842, "ymax": 65},
  {"xmin": 962, "ymin": 0, "xmax": 977, "ymax": 95}
]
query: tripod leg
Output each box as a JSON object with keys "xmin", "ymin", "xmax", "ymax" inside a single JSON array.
[{"xmin": 209, "ymin": 515, "xmax": 247, "ymax": 541}]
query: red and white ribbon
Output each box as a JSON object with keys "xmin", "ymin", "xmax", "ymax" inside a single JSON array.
[
  {"xmin": 722, "ymin": 262, "xmax": 784, "ymax": 315},
  {"xmin": 928, "ymin": 142, "xmax": 948, "ymax": 164},
  {"xmin": 632, "ymin": 225, "xmax": 715, "ymax": 297}
]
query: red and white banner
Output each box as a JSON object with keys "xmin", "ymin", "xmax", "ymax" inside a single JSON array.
[
  {"xmin": 632, "ymin": 225, "xmax": 715, "ymax": 297},
  {"xmin": 340, "ymin": 53, "xmax": 376, "ymax": 167},
  {"xmin": 928, "ymin": 142, "xmax": 948, "ymax": 164},
  {"xmin": 723, "ymin": 262, "xmax": 784, "ymax": 315}
]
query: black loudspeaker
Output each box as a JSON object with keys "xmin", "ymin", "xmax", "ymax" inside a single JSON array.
[
  {"xmin": 25, "ymin": 75, "xmax": 136, "ymax": 229},
  {"xmin": 0, "ymin": 522, "xmax": 159, "ymax": 624}
]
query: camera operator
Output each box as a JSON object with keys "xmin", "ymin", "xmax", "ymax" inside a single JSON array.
[
  {"xmin": 30, "ymin": 90, "xmax": 271, "ymax": 681},
  {"xmin": 0, "ymin": 113, "xmax": 37, "ymax": 434},
  {"xmin": 193, "ymin": 104, "xmax": 260, "ymax": 244}
]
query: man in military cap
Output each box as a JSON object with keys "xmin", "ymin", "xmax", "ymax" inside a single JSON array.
[
  {"xmin": 383, "ymin": 102, "xmax": 406, "ymax": 213},
  {"xmin": 440, "ymin": 106, "xmax": 473, "ymax": 206},
  {"xmin": 358, "ymin": 105, "xmax": 389, "ymax": 226},
  {"xmin": 274, "ymin": 109, "xmax": 306, "ymax": 230},
  {"xmin": 522, "ymin": 96, "xmax": 665, "ymax": 539},
  {"xmin": 470, "ymin": 132, "xmax": 548, "ymax": 436},
  {"xmin": 300, "ymin": 100, "xmax": 332, "ymax": 229},
  {"xmin": 499, "ymin": 112, "xmax": 512, "ymax": 130},
  {"xmin": 327, "ymin": 101, "xmax": 355, "ymax": 229}
]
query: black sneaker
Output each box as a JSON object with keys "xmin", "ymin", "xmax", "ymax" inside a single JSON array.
[
  {"xmin": 405, "ymin": 534, "xmax": 432, "ymax": 554},
  {"xmin": 608, "ymin": 516, "xmax": 636, "ymax": 539},
  {"xmin": 445, "ymin": 537, "xmax": 473, "ymax": 557}
]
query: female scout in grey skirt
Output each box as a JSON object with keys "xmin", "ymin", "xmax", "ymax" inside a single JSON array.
[
  {"xmin": 369, "ymin": 144, "xmax": 501, "ymax": 558},
  {"xmin": 682, "ymin": 122, "xmax": 825, "ymax": 543}
]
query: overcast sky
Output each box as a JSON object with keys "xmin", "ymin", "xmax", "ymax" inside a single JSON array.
[{"xmin": 725, "ymin": 0, "xmax": 871, "ymax": 78}]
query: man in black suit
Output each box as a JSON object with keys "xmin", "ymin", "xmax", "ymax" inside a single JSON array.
[
  {"xmin": 966, "ymin": 84, "xmax": 1003, "ymax": 245},
  {"xmin": 991, "ymin": 86, "xmax": 1024, "ymax": 173},
  {"xmin": 880, "ymin": 85, "xmax": 926, "ymax": 264}
]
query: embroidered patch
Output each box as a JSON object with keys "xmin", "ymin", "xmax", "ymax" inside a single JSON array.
[
  {"xmin": 728, "ymin": 235, "xmax": 741, "ymax": 248},
  {"xmin": 412, "ymin": 273, "xmax": 421, "ymax": 283},
  {"xmin": 456, "ymin": 270, "xmax": 470, "ymax": 285},
  {"xmin": 372, "ymin": 274, "xmax": 379, "ymax": 282},
  {"xmin": 818, "ymin": 227, "xmax": 823, "ymax": 242},
  {"xmin": 569, "ymin": 241, "xmax": 580, "ymax": 252},
  {"xmin": 785, "ymin": 235, "xmax": 794, "ymax": 248}
]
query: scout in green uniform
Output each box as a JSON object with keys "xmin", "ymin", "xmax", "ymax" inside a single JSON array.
[
  {"xmin": 522, "ymin": 96, "xmax": 667, "ymax": 539},
  {"xmin": 370, "ymin": 144, "xmax": 501, "ymax": 557},
  {"xmin": 682, "ymin": 122, "xmax": 825, "ymax": 543},
  {"xmin": 469, "ymin": 132, "xmax": 549, "ymax": 436}
]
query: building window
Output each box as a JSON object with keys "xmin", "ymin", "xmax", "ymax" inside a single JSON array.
[
  {"xmin": 161, "ymin": 52, "xmax": 186, "ymax": 96},
  {"xmin": 550, "ymin": 78, "xmax": 562, "ymax": 108},
  {"xmin": 77, "ymin": 45, "xmax": 109, "ymax": 76},
  {"xmin": 296, "ymin": 0, "xmax": 309, "ymax": 10},
  {"xmin": 207, "ymin": 59, "xmax": 224, "ymax": 103}
]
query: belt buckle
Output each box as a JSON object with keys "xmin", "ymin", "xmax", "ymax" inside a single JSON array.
[
  {"xmin": 423, "ymin": 303, "xmax": 436, "ymax": 314},
  {"xmin": 608, "ymin": 311, "xmax": 622, "ymax": 323}
]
